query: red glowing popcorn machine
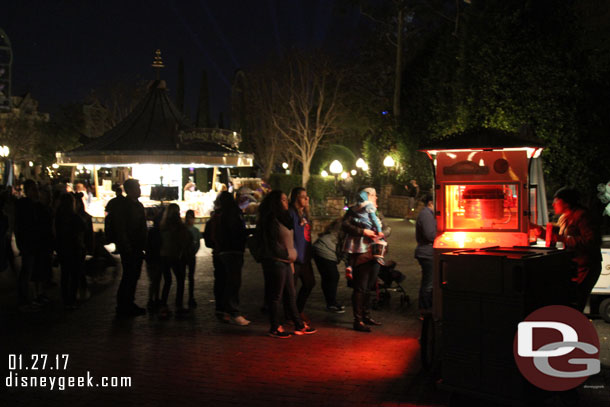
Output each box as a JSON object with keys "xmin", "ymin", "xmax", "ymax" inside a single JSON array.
[
  {"xmin": 422, "ymin": 131, "xmax": 543, "ymax": 251},
  {"xmin": 419, "ymin": 129, "xmax": 576, "ymax": 403}
]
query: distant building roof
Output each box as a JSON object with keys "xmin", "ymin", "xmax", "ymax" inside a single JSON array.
[{"xmin": 57, "ymin": 80, "xmax": 253, "ymax": 167}]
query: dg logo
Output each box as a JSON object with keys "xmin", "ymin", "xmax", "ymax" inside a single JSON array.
[{"xmin": 513, "ymin": 305, "xmax": 600, "ymax": 391}]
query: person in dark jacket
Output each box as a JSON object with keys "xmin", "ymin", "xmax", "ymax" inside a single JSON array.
[
  {"xmin": 258, "ymin": 190, "xmax": 316, "ymax": 338},
  {"xmin": 203, "ymin": 200, "xmax": 225, "ymax": 320},
  {"xmin": 532, "ymin": 187, "xmax": 602, "ymax": 312},
  {"xmin": 214, "ymin": 192, "xmax": 250, "ymax": 325},
  {"xmin": 104, "ymin": 183, "xmax": 124, "ymax": 251},
  {"xmin": 415, "ymin": 194, "xmax": 436, "ymax": 313},
  {"xmin": 288, "ymin": 187, "xmax": 315, "ymax": 322},
  {"xmin": 113, "ymin": 179, "xmax": 147, "ymax": 316},
  {"xmin": 55, "ymin": 193, "xmax": 87, "ymax": 309}
]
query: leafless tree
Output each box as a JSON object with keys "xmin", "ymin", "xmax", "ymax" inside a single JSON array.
[
  {"xmin": 236, "ymin": 69, "xmax": 284, "ymax": 181},
  {"xmin": 269, "ymin": 52, "xmax": 344, "ymax": 187}
]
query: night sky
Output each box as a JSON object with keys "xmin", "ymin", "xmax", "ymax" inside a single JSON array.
[{"xmin": 1, "ymin": 0, "xmax": 362, "ymax": 122}]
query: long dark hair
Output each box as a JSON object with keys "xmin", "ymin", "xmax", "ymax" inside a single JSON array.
[
  {"xmin": 289, "ymin": 186, "xmax": 310, "ymax": 219},
  {"xmin": 160, "ymin": 203, "xmax": 182, "ymax": 231},
  {"xmin": 289, "ymin": 187, "xmax": 305, "ymax": 208},
  {"xmin": 215, "ymin": 191, "xmax": 241, "ymax": 216},
  {"xmin": 258, "ymin": 190, "xmax": 292, "ymax": 244},
  {"xmin": 259, "ymin": 190, "xmax": 290, "ymax": 226}
]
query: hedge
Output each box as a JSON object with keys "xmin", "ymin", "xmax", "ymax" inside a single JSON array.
[{"xmin": 268, "ymin": 173, "xmax": 338, "ymax": 210}]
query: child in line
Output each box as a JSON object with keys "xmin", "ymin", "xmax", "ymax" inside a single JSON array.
[{"xmin": 344, "ymin": 189, "xmax": 386, "ymax": 280}]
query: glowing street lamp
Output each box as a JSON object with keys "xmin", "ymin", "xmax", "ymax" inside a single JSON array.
[
  {"xmin": 329, "ymin": 160, "xmax": 343, "ymax": 191},
  {"xmin": 282, "ymin": 162, "xmax": 289, "ymax": 170},
  {"xmin": 362, "ymin": 163, "xmax": 369, "ymax": 172},
  {"xmin": 350, "ymin": 169, "xmax": 357, "ymax": 176},
  {"xmin": 383, "ymin": 155, "xmax": 395, "ymax": 168},
  {"xmin": 0, "ymin": 146, "xmax": 9, "ymax": 157},
  {"xmin": 355, "ymin": 158, "xmax": 366, "ymax": 169},
  {"xmin": 340, "ymin": 172, "xmax": 348, "ymax": 180},
  {"xmin": 329, "ymin": 160, "xmax": 343, "ymax": 175},
  {"xmin": 321, "ymin": 170, "xmax": 329, "ymax": 177}
]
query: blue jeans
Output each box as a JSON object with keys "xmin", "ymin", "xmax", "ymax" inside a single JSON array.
[
  {"xmin": 416, "ymin": 257, "xmax": 433, "ymax": 311},
  {"xmin": 212, "ymin": 253, "xmax": 225, "ymax": 312},
  {"xmin": 263, "ymin": 260, "xmax": 303, "ymax": 331}
]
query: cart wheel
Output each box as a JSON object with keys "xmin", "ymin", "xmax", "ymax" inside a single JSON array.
[{"xmin": 599, "ymin": 298, "xmax": 610, "ymax": 323}]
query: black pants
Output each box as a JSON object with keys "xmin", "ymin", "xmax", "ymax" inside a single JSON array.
[
  {"xmin": 117, "ymin": 251, "xmax": 143, "ymax": 309},
  {"xmin": 263, "ymin": 260, "xmax": 303, "ymax": 331},
  {"xmin": 186, "ymin": 256, "xmax": 196, "ymax": 301},
  {"xmin": 145, "ymin": 259, "xmax": 162, "ymax": 303},
  {"xmin": 313, "ymin": 255, "xmax": 340, "ymax": 307},
  {"xmin": 351, "ymin": 259, "xmax": 380, "ymax": 322},
  {"xmin": 293, "ymin": 261, "xmax": 315, "ymax": 313},
  {"xmin": 160, "ymin": 256, "xmax": 186, "ymax": 308},
  {"xmin": 18, "ymin": 253, "xmax": 35, "ymax": 305},
  {"xmin": 576, "ymin": 262, "xmax": 602, "ymax": 312},
  {"xmin": 212, "ymin": 253, "xmax": 225, "ymax": 312},
  {"xmin": 218, "ymin": 252, "xmax": 244, "ymax": 317},
  {"xmin": 416, "ymin": 257, "xmax": 434, "ymax": 311},
  {"xmin": 59, "ymin": 253, "xmax": 85, "ymax": 306}
]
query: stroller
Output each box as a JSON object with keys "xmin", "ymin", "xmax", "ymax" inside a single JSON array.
[{"xmin": 373, "ymin": 260, "xmax": 410, "ymax": 309}]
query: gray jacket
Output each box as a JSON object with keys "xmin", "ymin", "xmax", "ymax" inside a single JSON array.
[
  {"xmin": 313, "ymin": 232, "xmax": 338, "ymax": 262},
  {"xmin": 415, "ymin": 206, "xmax": 436, "ymax": 259}
]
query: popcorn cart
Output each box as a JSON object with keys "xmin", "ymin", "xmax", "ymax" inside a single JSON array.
[{"xmin": 419, "ymin": 129, "xmax": 576, "ymax": 404}]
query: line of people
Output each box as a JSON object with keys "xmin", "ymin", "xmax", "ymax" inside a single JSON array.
[
  {"xmin": 0, "ymin": 180, "xmax": 94, "ymax": 312},
  {"xmin": 2, "ymin": 177, "xmax": 394, "ymax": 338},
  {"xmin": 251, "ymin": 186, "xmax": 388, "ymax": 337}
]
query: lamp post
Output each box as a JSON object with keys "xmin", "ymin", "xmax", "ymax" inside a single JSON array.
[
  {"xmin": 383, "ymin": 155, "xmax": 395, "ymax": 186},
  {"xmin": 1, "ymin": 145, "xmax": 10, "ymax": 186}
]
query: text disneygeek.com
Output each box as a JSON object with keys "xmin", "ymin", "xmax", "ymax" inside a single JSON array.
[{"xmin": 6, "ymin": 354, "xmax": 131, "ymax": 391}]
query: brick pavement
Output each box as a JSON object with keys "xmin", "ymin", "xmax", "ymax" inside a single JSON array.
[{"xmin": 1, "ymin": 218, "xmax": 609, "ymax": 407}]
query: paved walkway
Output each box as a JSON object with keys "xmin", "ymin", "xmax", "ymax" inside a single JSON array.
[{"xmin": 1, "ymin": 219, "xmax": 609, "ymax": 407}]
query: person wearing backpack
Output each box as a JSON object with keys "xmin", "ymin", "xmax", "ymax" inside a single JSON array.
[
  {"xmin": 212, "ymin": 192, "xmax": 250, "ymax": 326},
  {"xmin": 203, "ymin": 197, "xmax": 225, "ymax": 320},
  {"xmin": 104, "ymin": 183, "xmax": 124, "ymax": 252}
]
